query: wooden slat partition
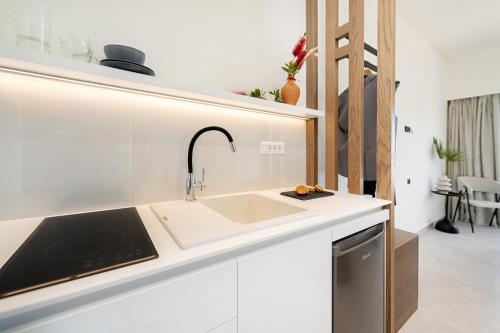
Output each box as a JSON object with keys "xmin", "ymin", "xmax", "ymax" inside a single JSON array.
[
  {"xmin": 321, "ymin": 0, "xmax": 397, "ymax": 331},
  {"xmin": 325, "ymin": 0, "xmax": 365, "ymax": 194},
  {"xmin": 325, "ymin": 0, "xmax": 339, "ymax": 190},
  {"xmin": 377, "ymin": 0, "xmax": 396, "ymax": 331},
  {"xmin": 306, "ymin": 0, "xmax": 319, "ymax": 185},
  {"xmin": 347, "ymin": 0, "xmax": 365, "ymax": 195}
]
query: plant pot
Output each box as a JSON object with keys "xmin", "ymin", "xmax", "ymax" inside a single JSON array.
[
  {"xmin": 281, "ymin": 76, "xmax": 300, "ymax": 105},
  {"xmin": 436, "ymin": 159, "xmax": 452, "ymax": 192},
  {"xmin": 436, "ymin": 175, "xmax": 452, "ymax": 192}
]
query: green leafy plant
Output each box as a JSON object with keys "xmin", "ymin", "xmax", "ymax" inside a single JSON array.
[
  {"xmin": 269, "ymin": 89, "xmax": 283, "ymax": 102},
  {"xmin": 250, "ymin": 88, "xmax": 266, "ymax": 99},
  {"xmin": 433, "ymin": 137, "xmax": 464, "ymax": 162},
  {"xmin": 281, "ymin": 60, "xmax": 300, "ymax": 78}
]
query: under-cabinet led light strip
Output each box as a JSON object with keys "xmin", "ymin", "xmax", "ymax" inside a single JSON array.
[{"xmin": 0, "ymin": 65, "xmax": 310, "ymax": 120}]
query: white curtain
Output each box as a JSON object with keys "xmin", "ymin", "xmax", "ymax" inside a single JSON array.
[{"xmin": 447, "ymin": 94, "xmax": 500, "ymax": 226}]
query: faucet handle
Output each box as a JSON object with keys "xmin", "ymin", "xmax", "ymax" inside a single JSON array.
[{"xmin": 200, "ymin": 168, "xmax": 207, "ymax": 191}]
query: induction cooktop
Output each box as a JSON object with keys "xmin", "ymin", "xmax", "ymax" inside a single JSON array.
[{"xmin": 0, "ymin": 207, "xmax": 158, "ymax": 298}]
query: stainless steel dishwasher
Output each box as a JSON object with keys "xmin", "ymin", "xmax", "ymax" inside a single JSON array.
[{"xmin": 332, "ymin": 223, "xmax": 385, "ymax": 333}]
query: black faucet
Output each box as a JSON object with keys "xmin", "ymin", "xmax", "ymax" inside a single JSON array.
[{"xmin": 186, "ymin": 126, "xmax": 236, "ymax": 201}]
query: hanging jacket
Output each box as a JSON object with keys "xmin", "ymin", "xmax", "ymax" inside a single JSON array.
[{"xmin": 338, "ymin": 75, "xmax": 399, "ymax": 181}]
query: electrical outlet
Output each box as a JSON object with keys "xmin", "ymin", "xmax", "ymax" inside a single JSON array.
[{"xmin": 261, "ymin": 141, "xmax": 285, "ymax": 155}]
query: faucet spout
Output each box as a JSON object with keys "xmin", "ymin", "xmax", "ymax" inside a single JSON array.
[
  {"xmin": 188, "ymin": 126, "xmax": 236, "ymax": 174},
  {"xmin": 186, "ymin": 126, "xmax": 236, "ymax": 201},
  {"xmin": 229, "ymin": 141, "xmax": 237, "ymax": 153}
]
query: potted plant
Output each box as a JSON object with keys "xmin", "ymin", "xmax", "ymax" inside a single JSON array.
[
  {"xmin": 280, "ymin": 33, "xmax": 317, "ymax": 105},
  {"xmin": 433, "ymin": 137, "xmax": 463, "ymax": 192},
  {"xmin": 269, "ymin": 89, "xmax": 283, "ymax": 103},
  {"xmin": 249, "ymin": 88, "xmax": 266, "ymax": 99}
]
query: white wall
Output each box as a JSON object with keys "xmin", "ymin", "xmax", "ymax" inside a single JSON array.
[
  {"xmin": 0, "ymin": 70, "xmax": 306, "ymax": 221},
  {"xmin": 393, "ymin": 15, "xmax": 447, "ymax": 233},
  {"xmin": 0, "ymin": 0, "xmax": 307, "ymax": 221},
  {"xmin": 445, "ymin": 45, "xmax": 500, "ymax": 101}
]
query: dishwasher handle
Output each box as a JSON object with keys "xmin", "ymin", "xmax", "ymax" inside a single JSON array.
[{"xmin": 333, "ymin": 224, "xmax": 384, "ymax": 258}]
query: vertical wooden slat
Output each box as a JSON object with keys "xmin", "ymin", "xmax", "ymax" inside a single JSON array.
[
  {"xmin": 306, "ymin": 119, "xmax": 318, "ymax": 185},
  {"xmin": 384, "ymin": 203, "xmax": 395, "ymax": 333},
  {"xmin": 378, "ymin": 0, "xmax": 396, "ymax": 201},
  {"xmin": 306, "ymin": 0, "xmax": 319, "ymax": 110},
  {"xmin": 347, "ymin": 0, "xmax": 365, "ymax": 195},
  {"xmin": 325, "ymin": 0, "xmax": 339, "ymax": 190},
  {"xmin": 306, "ymin": 0, "xmax": 319, "ymax": 185},
  {"xmin": 377, "ymin": 0, "xmax": 396, "ymax": 331}
]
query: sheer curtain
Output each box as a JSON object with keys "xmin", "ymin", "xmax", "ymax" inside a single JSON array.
[{"xmin": 447, "ymin": 93, "xmax": 500, "ymax": 226}]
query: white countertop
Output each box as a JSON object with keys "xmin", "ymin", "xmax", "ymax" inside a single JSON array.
[{"xmin": 0, "ymin": 188, "xmax": 390, "ymax": 326}]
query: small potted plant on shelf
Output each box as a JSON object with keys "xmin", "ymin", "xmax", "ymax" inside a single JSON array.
[
  {"xmin": 281, "ymin": 33, "xmax": 317, "ymax": 105},
  {"xmin": 249, "ymin": 88, "xmax": 266, "ymax": 99},
  {"xmin": 433, "ymin": 137, "xmax": 464, "ymax": 192},
  {"xmin": 269, "ymin": 89, "xmax": 283, "ymax": 103}
]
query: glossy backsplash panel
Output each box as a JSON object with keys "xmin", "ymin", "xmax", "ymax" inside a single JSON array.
[{"xmin": 0, "ymin": 72, "xmax": 306, "ymax": 220}]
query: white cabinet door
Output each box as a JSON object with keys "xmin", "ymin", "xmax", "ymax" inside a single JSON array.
[
  {"xmin": 16, "ymin": 260, "xmax": 237, "ymax": 333},
  {"xmin": 238, "ymin": 229, "xmax": 332, "ymax": 333},
  {"xmin": 207, "ymin": 319, "xmax": 237, "ymax": 333}
]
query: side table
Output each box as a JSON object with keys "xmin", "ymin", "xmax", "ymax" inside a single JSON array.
[{"xmin": 431, "ymin": 190, "xmax": 464, "ymax": 234}]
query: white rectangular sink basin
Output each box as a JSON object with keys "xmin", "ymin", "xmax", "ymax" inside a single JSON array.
[
  {"xmin": 200, "ymin": 193, "xmax": 306, "ymax": 224},
  {"xmin": 151, "ymin": 193, "xmax": 319, "ymax": 249}
]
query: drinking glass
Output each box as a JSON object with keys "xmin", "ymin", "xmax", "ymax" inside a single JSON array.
[
  {"xmin": 58, "ymin": 35, "xmax": 96, "ymax": 63},
  {"xmin": 15, "ymin": 4, "xmax": 52, "ymax": 53}
]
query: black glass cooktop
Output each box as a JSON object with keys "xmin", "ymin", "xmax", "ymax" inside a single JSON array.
[{"xmin": 0, "ymin": 207, "xmax": 158, "ymax": 298}]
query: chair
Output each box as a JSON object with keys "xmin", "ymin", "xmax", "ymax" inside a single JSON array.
[{"xmin": 457, "ymin": 177, "xmax": 500, "ymax": 232}]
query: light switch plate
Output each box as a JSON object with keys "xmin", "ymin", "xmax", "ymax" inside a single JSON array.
[{"xmin": 261, "ymin": 141, "xmax": 285, "ymax": 155}]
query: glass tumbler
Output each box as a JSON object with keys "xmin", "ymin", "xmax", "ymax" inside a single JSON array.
[
  {"xmin": 15, "ymin": 6, "xmax": 52, "ymax": 53},
  {"xmin": 58, "ymin": 35, "xmax": 96, "ymax": 63}
]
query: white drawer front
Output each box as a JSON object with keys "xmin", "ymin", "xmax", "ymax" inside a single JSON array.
[
  {"xmin": 238, "ymin": 229, "xmax": 332, "ymax": 333},
  {"xmin": 14, "ymin": 261, "xmax": 237, "ymax": 333}
]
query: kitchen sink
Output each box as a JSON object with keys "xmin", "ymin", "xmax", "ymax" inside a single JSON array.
[
  {"xmin": 200, "ymin": 193, "xmax": 306, "ymax": 224},
  {"xmin": 151, "ymin": 193, "xmax": 319, "ymax": 249}
]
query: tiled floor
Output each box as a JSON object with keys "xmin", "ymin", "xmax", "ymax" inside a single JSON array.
[{"xmin": 400, "ymin": 224, "xmax": 500, "ymax": 333}]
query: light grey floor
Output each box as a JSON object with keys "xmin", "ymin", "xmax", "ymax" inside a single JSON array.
[{"xmin": 400, "ymin": 223, "xmax": 500, "ymax": 333}]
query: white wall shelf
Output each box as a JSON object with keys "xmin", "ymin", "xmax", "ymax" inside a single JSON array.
[{"xmin": 0, "ymin": 46, "xmax": 324, "ymax": 120}]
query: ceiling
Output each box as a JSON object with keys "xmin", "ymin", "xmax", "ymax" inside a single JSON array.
[{"xmin": 398, "ymin": 0, "xmax": 500, "ymax": 54}]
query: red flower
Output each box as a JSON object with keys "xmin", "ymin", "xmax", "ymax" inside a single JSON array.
[
  {"xmin": 292, "ymin": 34, "xmax": 307, "ymax": 57},
  {"xmin": 295, "ymin": 49, "xmax": 307, "ymax": 69}
]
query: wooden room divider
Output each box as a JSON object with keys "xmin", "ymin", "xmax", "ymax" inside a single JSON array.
[{"xmin": 305, "ymin": 0, "xmax": 396, "ymax": 332}]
